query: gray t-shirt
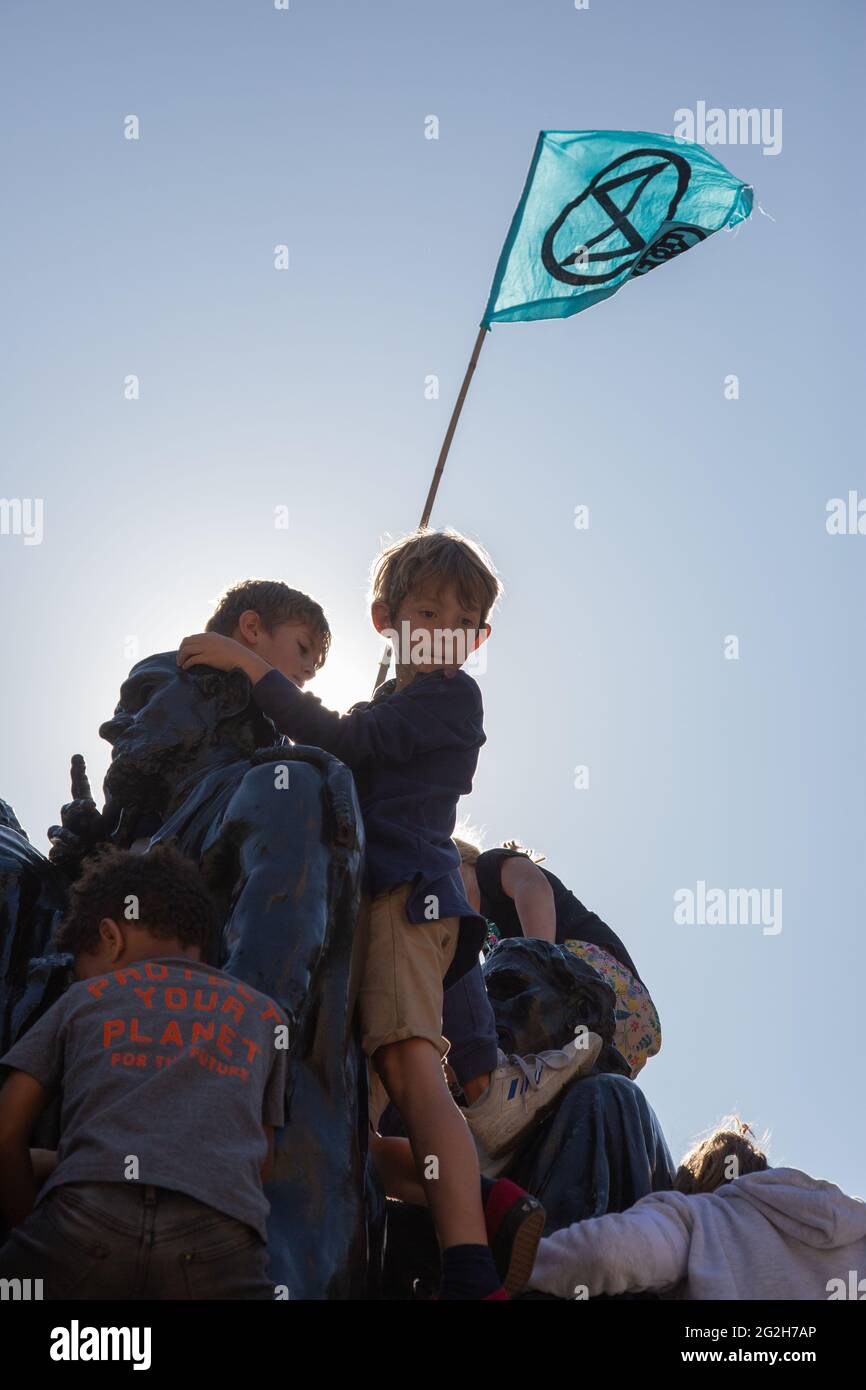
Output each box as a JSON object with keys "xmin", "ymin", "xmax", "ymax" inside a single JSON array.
[{"xmin": 0, "ymin": 957, "xmax": 289, "ymax": 1240}]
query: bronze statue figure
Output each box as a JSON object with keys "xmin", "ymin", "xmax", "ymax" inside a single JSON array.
[
  {"xmin": 2, "ymin": 654, "xmax": 379, "ymax": 1300},
  {"xmin": 2, "ymin": 657, "xmax": 675, "ymax": 1301}
]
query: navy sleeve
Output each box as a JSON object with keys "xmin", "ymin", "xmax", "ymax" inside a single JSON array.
[{"xmin": 251, "ymin": 668, "xmax": 485, "ymax": 770}]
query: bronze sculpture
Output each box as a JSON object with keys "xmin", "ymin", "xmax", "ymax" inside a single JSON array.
[
  {"xmin": 2, "ymin": 654, "xmax": 377, "ymax": 1300},
  {"xmin": 2, "ymin": 657, "xmax": 674, "ymax": 1300}
]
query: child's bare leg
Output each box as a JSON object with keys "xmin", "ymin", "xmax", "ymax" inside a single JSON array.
[
  {"xmin": 462, "ymin": 1073, "xmax": 492, "ymax": 1104},
  {"xmin": 445, "ymin": 1058, "xmax": 491, "ymax": 1105},
  {"xmin": 375, "ymin": 1037, "xmax": 487, "ymax": 1249},
  {"xmin": 369, "ymin": 1133, "xmax": 426, "ymax": 1206}
]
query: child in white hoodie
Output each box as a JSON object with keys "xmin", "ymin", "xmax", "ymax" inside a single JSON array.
[{"xmin": 528, "ymin": 1117, "xmax": 866, "ymax": 1301}]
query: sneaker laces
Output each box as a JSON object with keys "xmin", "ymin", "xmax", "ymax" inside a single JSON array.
[{"xmin": 504, "ymin": 1049, "xmax": 569, "ymax": 1093}]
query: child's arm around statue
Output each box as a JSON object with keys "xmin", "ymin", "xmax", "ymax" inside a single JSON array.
[{"xmin": 176, "ymin": 631, "xmax": 481, "ymax": 769}]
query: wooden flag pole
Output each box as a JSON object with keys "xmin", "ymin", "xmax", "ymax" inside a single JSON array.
[
  {"xmin": 373, "ymin": 322, "xmax": 490, "ymax": 692},
  {"xmin": 419, "ymin": 323, "xmax": 489, "ymax": 528}
]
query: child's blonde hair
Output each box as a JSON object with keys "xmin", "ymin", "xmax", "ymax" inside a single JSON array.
[
  {"xmin": 371, "ymin": 528, "xmax": 501, "ymax": 625},
  {"xmin": 454, "ymin": 821, "xmax": 484, "ymax": 864},
  {"xmin": 501, "ymin": 838, "xmax": 546, "ymax": 865},
  {"xmin": 453, "ymin": 832, "xmax": 546, "ymax": 867},
  {"xmin": 674, "ymin": 1115, "xmax": 769, "ymax": 1195}
]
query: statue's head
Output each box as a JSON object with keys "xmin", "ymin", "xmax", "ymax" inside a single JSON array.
[
  {"xmin": 483, "ymin": 937, "xmax": 618, "ymax": 1058},
  {"xmin": 99, "ymin": 653, "xmax": 276, "ymax": 818}
]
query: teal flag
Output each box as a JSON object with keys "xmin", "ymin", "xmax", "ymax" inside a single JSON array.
[{"xmin": 482, "ymin": 130, "xmax": 752, "ymax": 326}]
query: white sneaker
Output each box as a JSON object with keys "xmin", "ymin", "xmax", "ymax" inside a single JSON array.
[{"xmin": 464, "ymin": 1036, "xmax": 602, "ymax": 1159}]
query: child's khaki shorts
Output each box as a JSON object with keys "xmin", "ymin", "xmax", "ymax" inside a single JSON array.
[
  {"xmin": 358, "ymin": 881, "xmax": 459, "ymax": 1062},
  {"xmin": 360, "ymin": 882, "xmax": 460, "ymax": 1133}
]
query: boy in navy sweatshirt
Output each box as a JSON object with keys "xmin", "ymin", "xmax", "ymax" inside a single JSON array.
[{"xmin": 177, "ymin": 529, "xmax": 544, "ymax": 1299}]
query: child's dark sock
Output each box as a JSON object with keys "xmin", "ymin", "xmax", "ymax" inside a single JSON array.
[{"xmin": 438, "ymin": 1243, "xmax": 504, "ymax": 1300}]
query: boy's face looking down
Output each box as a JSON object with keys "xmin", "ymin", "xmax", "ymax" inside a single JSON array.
[
  {"xmin": 73, "ymin": 917, "xmax": 203, "ymax": 981},
  {"xmin": 372, "ymin": 582, "xmax": 490, "ymax": 688},
  {"xmin": 231, "ymin": 609, "xmax": 323, "ymax": 688}
]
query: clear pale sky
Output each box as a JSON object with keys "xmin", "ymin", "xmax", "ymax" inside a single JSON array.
[{"xmin": 2, "ymin": 1, "xmax": 863, "ymax": 1193}]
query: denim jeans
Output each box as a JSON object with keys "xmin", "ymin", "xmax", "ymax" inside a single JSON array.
[
  {"xmin": 442, "ymin": 962, "xmax": 499, "ymax": 1088},
  {"xmin": 0, "ymin": 1182, "xmax": 274, "ymax": 1300}
]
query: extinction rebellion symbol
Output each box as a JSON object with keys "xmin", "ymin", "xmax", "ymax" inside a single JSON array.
[{"xmin": 541, "ymin": 148, "xmax": 707, "ymax": 286}]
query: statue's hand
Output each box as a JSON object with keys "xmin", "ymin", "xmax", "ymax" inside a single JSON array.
[{"xmin": 47, "ymin": 755, "xmax": 108, "ymax": 872}]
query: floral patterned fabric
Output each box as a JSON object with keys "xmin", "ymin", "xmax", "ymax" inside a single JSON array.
[
  {"xmin": 561, "ymin": 939, "xmax": 661, "ymax": 1078},
  {"xmin": 482, "ymin": 919, "xmax": 503, "ymax": 956}
]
